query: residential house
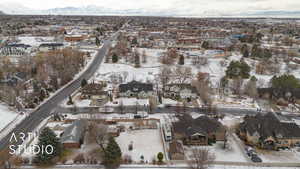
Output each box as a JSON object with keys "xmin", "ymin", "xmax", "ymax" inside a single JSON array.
[
  {"xmin": 119, "ymin": 80, "xmax": 154, "ymax": 98},
  {"xmin": 258, "ymin": 88, "xmax": 300, "ymax": 104},
  {"xmin": 238, "ymin": 112, "xmax": 300, "ymax": 150},
  {"xmin": 81, "ymin": 82, "xmax": 107, "ymax": 98},
  {"xmin": 0, "ymin": 44, "xmax": 32, "ymax": 56},
  {"xmin": 60, "ymin": 120, "xmax": 87, "ymax": 149},
  {"xmin": 39, "ymin": 43, "xmax": 64, "ymax": 52},
  {"xmin": 164, "ymin": 84, "xmax": 198, "ymax": 101},
  {"xmin": 0, "ymin": 72, "xmax": 28, "ymax": 86},
  {"xmin": 64, "ymin": 34, "xmax": 87, "ymax": 42},
  {"xmin": 173, "ymin": 114, "xmax": 226, "ymax": 145}
]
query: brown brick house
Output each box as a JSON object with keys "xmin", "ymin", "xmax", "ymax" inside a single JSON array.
[
  {"xmin": 81, "ymin": 83, "xmax": 107, "ymax": 98},
  {"xmin": 173, "ymin": 114, "xmax": 226, "ymax": 145},
  {"xmin": 60, "ymin": 120, "xmax": 87, "ymax": 149},
  {"xmin": 238, "ymin": 112, "xmax": 300, "ymax": 150}
]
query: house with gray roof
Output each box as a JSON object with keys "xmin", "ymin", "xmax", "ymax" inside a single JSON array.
[
  {"xmin": 60, "ymin": 120, "xmax": 87, "ymax": 148},
  {"xmin": 118, "ymin": 80, "xmax": 154, "ymax": 98},
  {"xmin": 173, "ymin": 114, "xmax": 226, "ymax": 145},
  {"xmin": 164, "ymin": 83, "xmax": 198, "ymax": 101},
  {"xmin": 238, "ymin": 112, "xmax": 300, "ymax": 150}
]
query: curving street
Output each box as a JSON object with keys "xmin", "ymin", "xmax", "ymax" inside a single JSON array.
[{"xmin": 0, "ymin": 32, "xmax": 119, "ymax": 152}]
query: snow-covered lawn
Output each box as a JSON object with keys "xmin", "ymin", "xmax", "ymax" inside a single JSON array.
[
  {"xmin": 219, "ymin": 115, "xmax": 243, "ymax": 128},
  {"xmin": 116, "ymin": 128, "xmax": 165, "ymax": 163},
  {"xmin": 106, "ymin": 98, "xmax": 149, "ymax": 107},
  {"xmin": 214, "ymin": 96, "xmax": 260, "ymax": 110},
  {"xmin": 257, "ymin": 148, "xmax": 300, "ymax": 163},
  {"xmin": 0, "ymin": 103, "xmax": 18, "ymax": 131},
  {"xmin": 185, "ymin": 136, "xmax": 249, "ymax": 162},
  {"xmin": 95, "ymin": 63, "xmax": 159, "ymax": 83},
  {"xmin": 18, "ymin": 36, "xmax": 56, "ymax": 47},
  {"xmin": 136, "ymin": 48, "xmax": 164, "ymax": 68}
]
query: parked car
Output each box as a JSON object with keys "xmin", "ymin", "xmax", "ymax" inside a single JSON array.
[
  {"xmin": 245, "ymin": 146, "xmax": 256, "ymax": 157},
  {"xmin": 294, "ymin": 142, "xmax": 300, "ymax": 147},
  {"xmin": 251, "ymin": 154, "xmax": 262, "ymax": 163}
]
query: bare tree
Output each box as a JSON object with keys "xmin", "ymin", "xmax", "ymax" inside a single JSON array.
[
  {"xmin": 142, "ymin": 50, "xmax": 147, "ymax": 63},
  {"xmin": 192, "ymin": 56, "xmax": 208, "ymax": 68},
  {"xmin": 118, "ymin": 100, "xmax": 124, "ymax": 114},
  {"xmin": 89, "ymin": 122, "xmax": 108, "ymax": 152},
  {"xmin": 158, "ymin": 66, "xmax": 172, "ymax": 92},
  {"xmin": 173, "ymin": 66, "xmax": 193, "ymax": 84},
  {"xmin": 244, "ymin": 80, "xmax": 258, "ymax": 102},
  {"xmin": 188, "ymin": 148, "xmax": 215, "ymax": 169},
  {"xmin": 160, "ymin": 49, "xmax": 177, "ymax": 65},
  {"xmin": 192, "ymin": 78, "xmax": 212, "ymax": 106}
]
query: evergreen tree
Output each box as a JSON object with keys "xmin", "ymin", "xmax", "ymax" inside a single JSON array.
[
  {"xmin": 201, "ymin": 41, "xmax": 209, "ymax": 49},
  {"xmin": 157, "ymin": 152, "xmax": 164, "ymax": 163},
  {"xmin": 220, "ymin": 76, "xmax": 229, "ymax": 89},
  {"xmin": 34, "ymin": 127, "xmax": 61, "ymax": 164},
  {"xmin": 240, "ymin": 60, "xmax": 251, "ymax": 78},
  {"xmin": 81, "ymin": 79, "xmax": 88, "ymax": 88},
  {"xmin": 178, "ymin": 55, "xmax": 185, "ymax": 65},
  {"xmin": 67, "ymin": 95, "xmax": 73, "ymax": 105},
  {"xmin": 263, "ymin": 48, "xmax": 272, "ymax": 59},
  {"xmin": 134, "ymin": 52, "xmax": 141, "ymax": 68},
  {"xmin": 225, "ymin": 61, "xmax": 250, "ymax": 79},
  {"xmin": 271, "ymin": 74, "xmax": 300, "ymax": 90},
  {"xmin": 96, "ymin": 37, "xmax": 101, "ymax": 46},
  {"xmin": 250, "ymin": 75, "xmax": 258, "ymax": 82},
  {"xmin": 251, "ymin": 44, "xmax": 263, "ymax": 58},
  {"xmin": 132, "ymin": 38, "xmax": 138, "ymax": 45},
  {"xmin": 158, "ymin": 92, "xmax": 162, "ymax": 104},
  {"xmin": 39, "ymin": 88, "xmax": 46, "ymax": 101},
  {"xmin": 103, "ymin": 137, "xmax": 122, "ymax": 169},
  {"xmin": 112, "ymin": 53, "xmax": 118, "ymax": 63},
  {"xmin": 241, "ymin": 44, "xmax": 249, "ymax": 57}
]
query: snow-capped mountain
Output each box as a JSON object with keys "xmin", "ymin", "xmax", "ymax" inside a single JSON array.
[
  {"xmin": 0, "ymin": 3, "xmax": 299, "ymax": 17},
  {"xmin": 0, "ymin": 3, "xmax": 32, "ymax": 14}
]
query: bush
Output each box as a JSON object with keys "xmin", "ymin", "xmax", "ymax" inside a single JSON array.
[{"xmin": 157, "ymin": 152, "xmax": 164, "ymax": 163}]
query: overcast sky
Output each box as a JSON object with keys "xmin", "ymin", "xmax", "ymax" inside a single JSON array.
[{"xmin": 1, "ymin": 0, "xmax": 300, "ymax": 15}]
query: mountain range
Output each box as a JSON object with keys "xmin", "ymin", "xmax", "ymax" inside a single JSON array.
[{"xmin": 0, "ymin": 3, "xmax": 299, "ymax": 17}]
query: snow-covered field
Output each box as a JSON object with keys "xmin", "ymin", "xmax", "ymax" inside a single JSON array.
[
  {"xmin": 105, "ymin": 98, "xmax": 149, "ymax": 107},
  {"xmin": 18, "ymin": 36, "xmax": 56, "ymax": 47},
  {"xmin": 185, "ymin": 137, "xmax": 249, "ymax": 163},
  {"xmin": 257, "ymin": 148, "xmax": 300, "ymax": 163},
  {"xmin": 116, "ymin": 128, "xmax": 165, "ymax": 163},
  {"xmin": 219, "ymin": 115, "xmax": 243, "ymax": 128},
  {"xmin": 0, "ymin": 103, "xmax": 18, "ymax": 131},
  {"xmin": 94, "ymin": 47, "xmax": 283, "ymax": 90},
  {"xmin": 94, "ymin": 63, "xmax": 159, "ymax": 83},
  {"xmin": 214, "ymin": 96, "xmax": 260, "ymax": 110}
]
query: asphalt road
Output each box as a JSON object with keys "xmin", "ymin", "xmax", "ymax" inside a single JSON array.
[
  {"xmin": 55, "ymin": 105, "xmax": 259, "ymax": 116},
  {"xmin": 0, "ymin": 32, "xmax": 119, "ymax": 151}
]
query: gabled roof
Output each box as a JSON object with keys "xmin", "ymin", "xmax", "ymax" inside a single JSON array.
[
  {"xmin": 5, "ymin": 43, "xmax": 31, "ymax": 48},
  {"xmin": 240, "ymin": 112, "xmax": 300, "ymax": 140},
  {"xmin": 173, "ymin": 114, "xmax": 224, "ymax": 137},
  {"xmin": 39, "ymin": 43, "xmax": 64, "ymax": 48},
  {"xmin": 166, "ymin": 83, "xmax": 198, "ymax": 93},
  {"xmin": 119, "ymin": 80, "xmax": 153, "ymax": 93},
  {"xmin": 60, "ymin": 120, "xmax": 86, "ymax": 144}
]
